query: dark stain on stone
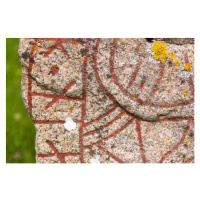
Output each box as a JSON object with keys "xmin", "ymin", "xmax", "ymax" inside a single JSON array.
[
  {"xmin": 51, "ymin": 80, "xmax": 56, "ymax": 84},
  {"xmin": 93, "ymin": 46, "xmax": 98, "ymax": 52},
  {"xmin": 168, "ymin": 60, "xmax": 172, "ymax": 66},
  {"xmin": 107, "ymin": 74, "xmax": 112, "ymax": 78},
  {"xmin": 75, "ymin": 38, "xmax": 86, "ymax": 44},
  {"xmin": 89, "ymin": 149, "xmax": 96, "ymax": 157},
  {"xmin": 181, "ymin": 80, "xmax": 185, "ymax": 84},
  {"xmin": 39, "ymin": 51, "xmax": 46, "ymax": 55},
  {"xmin": 100, "ymin": 96, "xmax": 107, "ymax": 102},
  {"xmin": 98, "ymin": 132, "xmax": 103, "ymax": 138},
  {"xmin": 189, "ymin": 131, "xmax": 194, "ymax": 138},
  {"xmin": 80, "ymin": 48, "xmax": 87, "ymax": 57},
  {"xmin": 153, "ymin": 38, "xmax": 194, "ymax": 45},
  {"xmin": 106, "ymin": 155, "xmax": 110, "ymax": 161},
  {"xmin": 22, "ymin": 52, "xmax": 30, "ymax": 60},
  {"xmin": 29, "ymin": 56, "xmax": 34, "ymax": 64},
  {"xmin": 146, "ymin": 38, "xmax": 154, "ymax": 43},
  {"xmin": 87, "ymin": 72, "xmax": 93, "ymax": 81}
]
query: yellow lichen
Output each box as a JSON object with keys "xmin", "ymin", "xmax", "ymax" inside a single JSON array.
[
  {"xmin": 152, "ymin": 42, "xmax": 168, "ymax": 63},
  {"xmin": 183, "ymin": 90, "xmax": 188, "ymax": 97},
  {"xmin": 132, "ymin": 96, "xmax": 138, "ymax": 100},
  {"xmin": 183, "ymin": 63, "xmax": 192, "ymax": 71},
  {"xmin": 174, "ymin": 59, "xmax": 180, "ymax": 66},
  {"xmin": 169, "ymin": 53, "xmax": 176, "ymax": 60},
  {"xmin": 68, "ymin": 107, "xmax": 73, "ymax": 112}
]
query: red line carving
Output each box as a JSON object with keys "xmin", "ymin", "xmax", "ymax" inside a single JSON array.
[
  {"xmin": 43, "ymin": 40, "xmax": 70, "ymax": 58},
  {"xmin": 63, "ymin": 80, "xmax": 76, "ymax": 93},
  {"xmin": 149, "ymin": 62, "xmax": 165, "ymax": 98},
  {"xmin": 40, "ymin": 38, "xmax": 87, "ymax": 59},
  {"xmin": 34, "ymin": 120, "xmax": 65, "ymax": 124},
  {"xmin": 126, "ymin": 42, "xmax": 144, "ymax": 89},
  {"xmin": 38, "ymin": 152, "xmax": 79, "ymax": 158},
  {"xmin": 110, "ymin": 39, "xmax": 136, "ymax": 101},
  {"xmin": 97, "ymin": 117, "xmax": 135, "ymax": 143},
  {"xmin": 44, "ymin": 80, "xmax": 76, "ymax": 110},
  {"xmin": 136, "ymin": 119, "xmax": 147, "ymax": 163},
  {"xmin": 84, "ymin": 117, "xmax": 135, "ymax": 149},
  {"xmin": 126, "ymin": 60, "xmax": 142, "ymax": 89},
  {"xmin": 159, "ymin": 121, "xmax": 190, "ymax": 163},
  {"xmin": 45, "ymin": 97, "xmax": 61, "ymax": 110},
  {"xmin": 184, "ymin": 52, "xmax": 189, "ymax": 64},
  {"xmin": 189, "ymin": 76, "xmax": 194, "ymax": 97},
  {"xmin": 156, "ymin": 117, "xmax": 193, "ymax": 123},
  {"xmin": 79, "ymin": 39, "xmax": 90, "ymax": 163},
  {"xmin": 28, "ymin": 40, "xmax": 37, "ymax": 116},
  {"xmin": 45, "ymin": 140, "xmax": 66, "ymax": 163},
  {"xmin": 136, "ymin": 43, "xmax": 142, "ymax": 52},
  {"xmin": 85, "ymin": 106, "xmax": 118, "ymax": 127},
  {"xmin": 31, "ymin": 92, "xmax": 82, "ymax": 101},
  {"xmin": 140, "ymin": 75, "xmax": 147, "ymax": 91},
  {"xmin": 84, "ymin": 111, "xmax": 125, "ymax": 137},
  {"xmin": 96, "ymin": 144, "xmax": 124, "ymax": 163},
  {"xmin": 38, "ymin": 140, "xmax": 79, "ymax": 163},
  {"xmin": 34, "ymin": 119, "xmax": 81, "ymax": 124},
  {"xmin": 92, "ymin": 38, "xmax": 118, "ymax": 105}
]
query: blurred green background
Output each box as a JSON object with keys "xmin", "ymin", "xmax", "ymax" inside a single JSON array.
[{"xmin": 6, "ymin": 38, "xmax": 36, "ymax": 163}]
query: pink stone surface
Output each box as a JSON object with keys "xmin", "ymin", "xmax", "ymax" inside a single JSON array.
[{"xmin": 19, "ymin": 38, "xmax": 194, "ymax": 163}]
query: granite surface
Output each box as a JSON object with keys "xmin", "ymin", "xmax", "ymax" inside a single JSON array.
[{"xmin": 19, "ymin": 38, "xmax": 194, "ymax": 163}]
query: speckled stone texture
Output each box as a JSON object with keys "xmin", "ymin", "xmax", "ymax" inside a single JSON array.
[{"xmin": 19, "ymin": 38, "xmax": 194, "ymax": 163}]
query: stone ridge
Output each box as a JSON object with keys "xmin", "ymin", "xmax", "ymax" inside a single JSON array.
[{"xmin": 148, "ymin": 38, "xmax": 194, "ymax": 45}]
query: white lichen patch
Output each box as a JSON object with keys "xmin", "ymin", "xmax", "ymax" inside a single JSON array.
[
  {"xmin": 90, "ymin": 156, "xmax": 100, "ymax": 164},
  {"xmin": 145, "ymin": 42, "xmax": 160, "ymax": 64},
  {"xmin": 146, "ymin": 42, "xmax": 155, "ymax": 55},
  {"xmin": 178, "ymin": 69, "xmax": 193, "ymax": 79},
  {"xmin": 64, "ymin": 117, "xmax": 76, "ymax": 131}
]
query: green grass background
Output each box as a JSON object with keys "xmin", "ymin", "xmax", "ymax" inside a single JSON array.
[{"xmin": 6, "ymin": 38, "xmax": 36, "ymax": 163}]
